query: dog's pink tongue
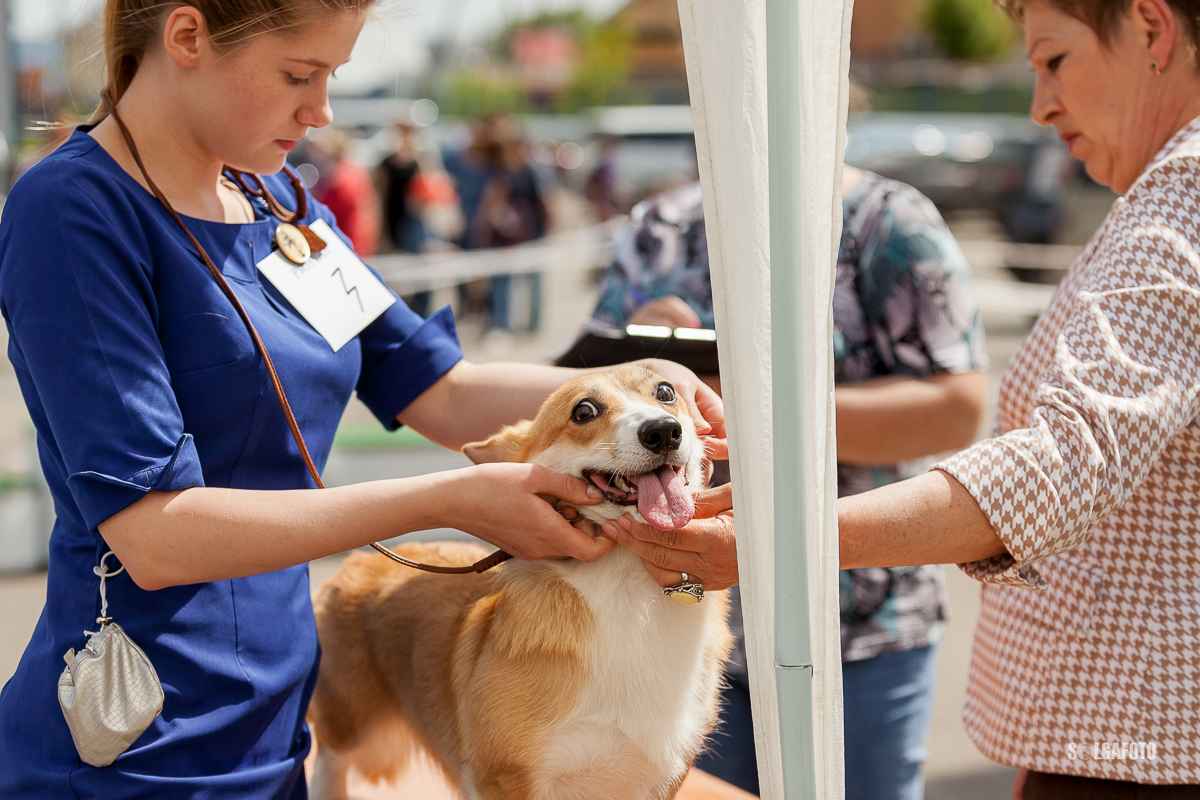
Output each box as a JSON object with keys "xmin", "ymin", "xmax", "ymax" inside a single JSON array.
[{"xmin": 635, "ymin": 466, "xmax": 695, "ymax": 531}]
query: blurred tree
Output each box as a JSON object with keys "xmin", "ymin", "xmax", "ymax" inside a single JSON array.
[
  {"xmin": 560, "ymin": 25, "xmax": 636, "ymax": 112},
  {"xmin": 438, "ymin": 71, "xmax": 528, "ymax": 118},
  {"xmin": 492, "ymin": 10, "xmax": 599, "ymax": 58},
  {"xmin": 925, "ymin": 0, "xmax": 1016, "ymax": 60},
  {"xmin": 435, "ymin": 9, "xmax": 636, "ymax": 116}
]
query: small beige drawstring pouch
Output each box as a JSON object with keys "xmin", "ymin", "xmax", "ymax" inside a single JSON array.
[{"xmin": 58, "ymin": 551, "xmax": 164, "ymax": 767}]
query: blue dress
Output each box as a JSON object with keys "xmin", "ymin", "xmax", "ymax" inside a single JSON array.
[{"xmin": 0, "ymin": 129, "xmax": 463, "ymax": 798}]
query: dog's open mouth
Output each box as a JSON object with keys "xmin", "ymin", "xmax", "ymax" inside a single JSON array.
[{"xmin": 583, "ymin": 465, "xmax": 695, "ymax": 531}]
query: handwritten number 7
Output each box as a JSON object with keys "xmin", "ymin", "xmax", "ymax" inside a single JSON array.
[{"xmin": 331, "ymin": 267, "xmax": 364, "ymax": 313}]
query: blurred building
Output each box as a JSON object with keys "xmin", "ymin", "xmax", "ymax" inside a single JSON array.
[
  {"xmin": 608, "ymin": 0, "xmax": 688, "ymax": 105},
  {"xmin": 602, "ymin": 0, "xmax": 1028, "ymax": 114},
  {"xmin": 851, "ymin": 0, "xmax": 929, "ymax": 57},
  {"xmin": 510, "ymin": 27, "xmax": 580, "ymax": 104}
]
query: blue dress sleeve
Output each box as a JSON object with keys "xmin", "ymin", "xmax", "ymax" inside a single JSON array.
[
  {"xmin": 0, "ymin": 161, "xmax": 205, "ymax": 533},
  {"xmin": 306, "ymin": 190, "xmax": 463, "ymax": 430},
  {"xmin": 356, "ymin": 304, "xmax": 463, "ymax": 430}
]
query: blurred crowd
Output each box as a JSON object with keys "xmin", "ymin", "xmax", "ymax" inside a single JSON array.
[{"xmin": 292, "ymin": 113, "xmax": 573, "ymax": 337}]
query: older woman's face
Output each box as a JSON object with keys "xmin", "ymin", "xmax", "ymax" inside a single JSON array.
[{"xmin": 1025, "ymin": 3, "xmax": 1163, "ymax": 193}]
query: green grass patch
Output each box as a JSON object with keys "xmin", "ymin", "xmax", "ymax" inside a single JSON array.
[
  {"xmin": 333, "ymin": 424, "xmax": 437, "ymax": 451},
  {"xmin": 0, "ymin": 474, "xmax": 31, "ymax": 494}
]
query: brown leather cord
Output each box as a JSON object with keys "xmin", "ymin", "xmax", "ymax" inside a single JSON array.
[
  {"xmin": 101, "ymin": 93, "xmax": 511, "ymax": 576},
  {"xmin": 221, "ymin": 170, "xmax": 327, "ymax": 254},
  {"xmin": 225, "ymin": 169, "xmax": 307, "ymax": 224}
]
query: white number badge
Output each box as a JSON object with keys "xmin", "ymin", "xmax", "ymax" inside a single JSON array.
[{"xmin": 255, "ymin": 219, "xmax": 396, "ymax": 352}]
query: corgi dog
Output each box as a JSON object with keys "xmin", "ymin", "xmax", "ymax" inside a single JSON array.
[{"xmin": 309, "ymin": 365, "xmax": 733, "ymax": 800}]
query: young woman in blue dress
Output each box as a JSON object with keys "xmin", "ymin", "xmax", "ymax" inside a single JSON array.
[{"xmin": 0, "ymin": 1, "xmax": 723, "ymax": 796}]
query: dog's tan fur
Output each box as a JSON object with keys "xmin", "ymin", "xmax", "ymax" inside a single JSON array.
[{"xmin": 310, "ymin": 366, "xmax": 733, "ymax": 800}]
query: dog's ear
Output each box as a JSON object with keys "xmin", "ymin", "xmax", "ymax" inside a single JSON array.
[{"xmin": 462, "ymin": 420, "xmax": 533, "ymax": 464}]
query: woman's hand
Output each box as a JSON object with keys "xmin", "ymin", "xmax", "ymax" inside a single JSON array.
[
  {"xmin": 598, "ymin": 484, "xmax": 738, "ymax": 591},
  {"xmin": 637, "ymin": 358, "xmax": 728, "ymax": 460},
  {"xmin": 439, "ymin": 463, "xmax": 616, "ymax": 562},
  {"xmin": 628, "ymin": 295, "xmax": 702, "ymax": 328}
]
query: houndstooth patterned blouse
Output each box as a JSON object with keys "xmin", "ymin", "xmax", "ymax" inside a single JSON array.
[{"xmin": 934, "ymin": 116, "xmax": 1200, "ymax": 783}]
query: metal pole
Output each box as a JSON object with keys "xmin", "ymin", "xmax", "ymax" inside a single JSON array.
[{"xmin": 766, "ymin": 0, "xmax": 818, "ymax": 796}]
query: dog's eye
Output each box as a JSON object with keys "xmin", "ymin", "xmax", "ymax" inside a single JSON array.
[
  {"xmin": 655, "ymin": 383, "xmax": 677, "ymax": 404},
  {"xmin": 572, "ymin": 400, "xmax": 601, "ymax": 423}
]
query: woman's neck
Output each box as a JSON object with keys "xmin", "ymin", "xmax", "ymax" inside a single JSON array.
[
  {"xmin": 89, "ymin": 71, "xmax": 252, "ymax": 224},
  {"xmin": 1163, "ymin": 92, "xmax": 1200, "ymax": 153},
  {"xmin": 1116, "ymin": 73, "xmax": 1200, "ymax": 194}
]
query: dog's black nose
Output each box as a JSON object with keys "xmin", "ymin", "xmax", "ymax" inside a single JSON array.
[{"xmin": 638, "ymin": 417, "xmax": 682, "ymax": 454}]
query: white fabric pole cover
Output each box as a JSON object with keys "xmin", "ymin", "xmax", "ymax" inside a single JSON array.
[{"xmin": 677, "ymin": 0, "xmax": 854, "ymax": 796}]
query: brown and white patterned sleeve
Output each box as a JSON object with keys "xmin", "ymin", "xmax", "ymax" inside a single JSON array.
[{"xmin": 934, "ymin": 169, "xmax": 1200, "ymax": 589}]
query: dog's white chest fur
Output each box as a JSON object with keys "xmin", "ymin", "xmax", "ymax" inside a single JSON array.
[{"xmin": 517, "ymin": 548, "xmax": 725, "ymax": 799}]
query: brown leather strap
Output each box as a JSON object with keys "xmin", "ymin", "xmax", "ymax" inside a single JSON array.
[
  {"xmin": 102, "ymin": 93, "xmax": 511, "ymax": 576},
  {"xmin": 224, "ymin": 169, "xmax": 308, "ymax": 224}
]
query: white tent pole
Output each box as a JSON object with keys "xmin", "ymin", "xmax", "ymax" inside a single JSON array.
[
  {"xmin": 766, "ymin": 0, "xmax": 818, "ymax": 795},
  {"xmin": 676, "ymin": 0, "xmax": 787, "ymax": 793},
  {"xmin": 677, "ymin": 0, "xmax": 853, "ymax": 795}
]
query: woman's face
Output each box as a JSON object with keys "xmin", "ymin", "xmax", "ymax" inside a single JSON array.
[
  {"xmin": 1025, "ymin": 2, "xmax": 1167, "ymax": 193},
  {"xmin": 179, "ymin": 10, "xmax": 365, "ymax": 175}
]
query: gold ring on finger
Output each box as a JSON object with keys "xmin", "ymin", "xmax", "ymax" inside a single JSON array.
[{"xmin": 663, "ymin": 571, "xmax": 705, "ymax": 604}]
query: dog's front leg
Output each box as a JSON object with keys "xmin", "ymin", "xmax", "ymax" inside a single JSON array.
[{"xmin": 310, "ymin": 746, "xmax": 352, "ymax": 800}]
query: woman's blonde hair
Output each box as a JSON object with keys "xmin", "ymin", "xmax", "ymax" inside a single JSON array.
[{"xmin": 95, "ymin": 0, "xmax": 374, "ymax": 120}]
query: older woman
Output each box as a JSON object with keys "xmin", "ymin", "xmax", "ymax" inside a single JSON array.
[{"xmin": 605, "ymin": 0, "xmax": 1200, "ymax": 795}]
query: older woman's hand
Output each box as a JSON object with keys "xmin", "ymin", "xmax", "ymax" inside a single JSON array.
[
  {"xmin": 628, "ymin": 295, "xmax": 702, "ymax": 329},
  {"xmin": 599, "ymin": 484, "xmax": 737, "ymax": 591},
  {"xmin": 636, "ymin": 358, "xmax": 728, "ymax": 460}
]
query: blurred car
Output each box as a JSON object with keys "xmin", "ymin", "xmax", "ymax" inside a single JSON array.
[
  {"xmin": 845, "ymin": 112, "xmax": 1079, "ymax": 243},
  {"xmin": 586, "ymin": 105, "xmax": 699, "ymax": 211},
  {"xmin": 582, "ymin": 107, "xmax": 1077, "ymax": 243}
]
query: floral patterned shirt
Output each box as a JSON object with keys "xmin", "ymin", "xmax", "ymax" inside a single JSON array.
[
  {"xmin": 592, "ymin": 182, "xmax": 714, "ymax": 330},
  {"xmin": 592, "ymin": 172, "xmax": 987, "ymax": 662}
]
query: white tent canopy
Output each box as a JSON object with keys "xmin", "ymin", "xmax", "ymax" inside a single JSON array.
[{"xmin": 676, "ymin": 0, "xmax": 854, "ymax": 796}]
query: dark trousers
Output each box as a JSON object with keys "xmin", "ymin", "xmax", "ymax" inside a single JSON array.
[{"xmin": 1024, "ymin": 771, "xmax": 1200, "ymax": 799}]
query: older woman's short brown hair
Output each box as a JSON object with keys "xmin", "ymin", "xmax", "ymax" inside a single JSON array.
[{"xmin": 997, "ymin": 0, "xmax": 1200, "ymax": 52}]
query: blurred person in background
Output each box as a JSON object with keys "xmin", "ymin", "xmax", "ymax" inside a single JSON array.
[
  {"xmin": 469, "ymin": 114, "xmax": 550, "ymax": 335},
  {"xmin": 442, "ymin": 116, "xmax": 491, "ymax": 248},
  {"xmin": 443, "ymin": 117, "xmax": 493, "ymax": 320},
  {"xmin": 591, "ymin": 181, "xmax": 710, "ymax": 330},
  {"xmin": 378, "ymin": 122, "xmax": 462, "ymax": 316},
  {"xmin": 407, "ymin": 170, "xmax": 464, "ymax": 247},
  {"xmin": 379, "ymin": 122, "xmax": 430, "ymax": 254},
  {"xmin": 309, "ymin": 128, "xmax": 379, "ymax": 256},
  {"xmin": 592, "ymin": 166, "xmax": 988, "ymax": 800},
  {"xmin": 585, "ymin": 134, "xmax": 623, "ymax": 221}
]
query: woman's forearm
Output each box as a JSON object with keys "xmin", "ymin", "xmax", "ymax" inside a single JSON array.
[
  {"xmin": 399, "ymin": 361, "xmax": 583, "ymax": 450},
  {"xmin": 835, "ymin": 372, "xmax": 987, "ymax": 465},
  {"xmin": 98, "ymin": 462, "xmax": 610, "ymax": 590},
  {"xmin": 99, "ymin": 471, "xmax": 466, "ymax": 590},
  {"xmin": 839, "ymin": 469, "xmax": 1006, "ymax": 568}
]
